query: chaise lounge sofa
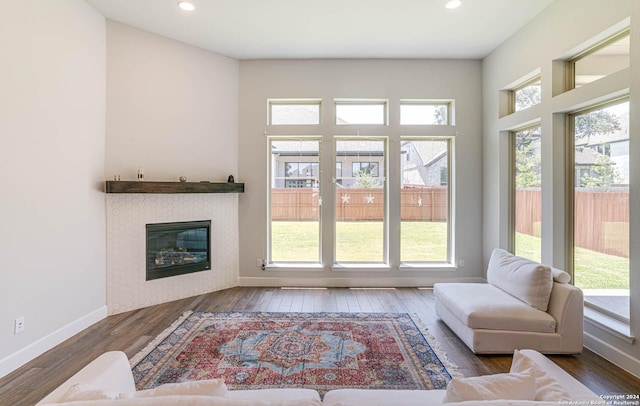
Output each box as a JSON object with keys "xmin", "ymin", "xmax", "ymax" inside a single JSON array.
[{"xmin": 434, "ymin": 248, "xmax": 584, "ymax": 354}]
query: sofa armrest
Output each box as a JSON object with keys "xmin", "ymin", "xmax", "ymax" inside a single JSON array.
[
  {"xmin": 546, "ymin": 282, "xmax": 584, "ymax": 352},
  {"xmin": 36, "ymin": 351, "xmax": 135, "ymax": 405}
]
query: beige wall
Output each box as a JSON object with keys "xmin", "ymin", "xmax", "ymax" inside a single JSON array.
[
  {"xmin": 105, "ymin": 21, "xmax": 239, "ymax": 183},
  {"xmin": 239, "ymin": 59, "xmax": 483, "ymax": 286},
  {"xmin": 0, "ymin": 0, "xmax": 106, "ymax": 376},
  {"xmin": 104, "ymin": 21, "xmax": 241, "ymax": 313},
  {"xmin": 482, "ymin": 0, "xmax": 640, "ymax": 376}
]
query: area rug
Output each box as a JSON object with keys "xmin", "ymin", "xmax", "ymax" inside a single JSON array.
[{"xmin": 130, "ymin": 311, "xmax": 460, "ymax": 395}]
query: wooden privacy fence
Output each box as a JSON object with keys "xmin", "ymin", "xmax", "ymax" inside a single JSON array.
[
  {"xmin": 271, "ymin": 186, "xmax": 447, "ymax": 222},
  {"xmin": 515, "ymin": 188, "xmax": 629, "ymax": 258}
]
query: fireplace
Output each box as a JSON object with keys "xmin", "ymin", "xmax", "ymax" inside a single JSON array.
[{"xmin": 146, "ymin": 220, "xmax": 211, "ymax": 281}]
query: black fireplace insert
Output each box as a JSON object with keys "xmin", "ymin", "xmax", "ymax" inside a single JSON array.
[{"xmin": 146, "ymin": 220, "xmax": 211, "ymax": 281}]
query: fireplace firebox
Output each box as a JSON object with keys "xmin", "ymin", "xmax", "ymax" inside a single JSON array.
[{"xmin": 146, "ymin": 220, "xmax": 211, "ymax": 281}]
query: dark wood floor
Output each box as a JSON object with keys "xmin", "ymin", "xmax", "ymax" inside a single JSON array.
[{"xmin": 2, "ymin": 287, "xmax": 639, "ymax": 405}]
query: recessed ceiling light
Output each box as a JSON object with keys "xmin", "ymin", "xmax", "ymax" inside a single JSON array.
[
  {"xmin": 177, "ymin": 1, "xmax": 195, "ymax": 11},
  {"xmin": 445, "ymin": 0, "xmax": 462, "ymax": 9}
]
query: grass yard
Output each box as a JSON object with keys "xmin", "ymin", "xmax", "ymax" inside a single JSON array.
[
  {"xmin": 271, "ymin": 221, "xmax": 447, "ymax": 262},
  {"xmin": 272, "ymin": 222, "xmax": 629, "ymax": 290},
  {"xmin": 516, "ymin": 232, "xmax": 629, "ymax": 289}
]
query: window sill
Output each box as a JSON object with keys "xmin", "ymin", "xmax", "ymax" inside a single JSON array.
[
  {"xmin": 399, "ymin": 263, "xmax": 457, "ymax": 271},
  {"xmin": 584, "ymin": 307, "xmax": 635, "ymax": 345},
  {"xmin": 265, "ymin": 263, "xmax": 324, "ymax": 271},
  {"xmin": 331, "ymin": 263, "xmax": 392, "ymax": 272}
]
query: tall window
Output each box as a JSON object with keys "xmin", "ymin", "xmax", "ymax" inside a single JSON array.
[
  {"xmin": 335, "ymin": 138, "xmax": 387, "ymax": 263},
  {"xmin": 512, "ymin": 126, "xmax": 542, "ymax": 262},
  {"xmin": 400, "ymin": 138, "xmax": 451, "ymax": 262},
  {"xmin": 571, "ymin": 100, "xmax": 629, "ymax": 321},
  {"xmin": 269, "ymin": 138, "xmax": 321, "ymax": 263}
]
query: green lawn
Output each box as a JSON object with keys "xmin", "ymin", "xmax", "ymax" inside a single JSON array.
[
  {"xmin": 272, "ymin": 222, "xmax": 629, "ymax": 290},
  {"xmin": 272, "ymin": 221, "xmax": 446, "ymax": 262},
  {"xmin": 516, "ymin": 232, "xmax": 629, "ymax": 289}
]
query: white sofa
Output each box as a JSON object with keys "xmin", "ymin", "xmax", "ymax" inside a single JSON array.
[
  {"xmin": 36, "ymin": 349, "xmax": 603, "ymax": 405},
  {"xmin": 434, "ymin": 248, "xmax": 584, "ymax": 354}
]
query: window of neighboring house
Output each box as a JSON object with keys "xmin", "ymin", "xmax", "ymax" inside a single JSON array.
[
  {"xmin": 285, "ymin": 162, "xmax": 318, "ymax": 188},
  {"xmin": 269, "ymin": 99, "xmax": 321, "ymax": 125},
  {"xmin": 352, "ymin": 162, "xmax": 380, "ymax": 177},
  {"xmin": 512, "ymin": 77, "xmax": 541, "ymax": 112},
  {"xmin": 335, "ymin": 138, "xmax": 387, "ymax": 263},
  {"xmin": 512, "ymin": 125, "xmax": 542, "ymax": 262},
  {"xmin": 269, "ymin": 138, "xmax": 321, "ymax": 263},
  {"xmin": 568, "ymin": 30, "xmax": 630, "ymax": 90},
  {"xmin": 400, "ymin": 138, "xmax": 452, "ymax": 263},
  {"xmin": 400, "ymin": 101, "xmax": 451, "ymax": 125},
  {"xmin": 335, "ymin": 100, "xmax": 387, "ymax": 125},
  {"xmin": 570, "ymin": 99, "xmax": 629, "ymax": 322}
]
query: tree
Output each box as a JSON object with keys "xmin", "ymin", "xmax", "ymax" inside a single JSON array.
[
  {"xmin": 515, "ymin": 129, "xmax": 541, "ymax": 188},
  {"xmin": 580, "ymin": 154, "xmax": 622, "ymax": 188},
  {"xmin": 353, "ymin": 171, "xmax": 382, "ymax": 188},
  {"xmin": 514, "ymin": 85, "xmax": 541, "ymax": 111},
  {"xmin": 574, "ymin": 110, "xmax": 621, "ymax": 142},
  {"xmin": 433, "ymin": 105, "xmax": 447, "ymax": 125}
]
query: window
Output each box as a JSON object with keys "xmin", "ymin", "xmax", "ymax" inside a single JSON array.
[
  {"xmin": 571, "ymin": 100, "xmax": 629, "ymax": 321},
  {"xmin": 335, "ymin": 138, "xmax": 387, "ymax": 263},
  {"xmin": 512, "ymin": 126, "xmax": 542, "ymax": 262},
  {"xmin": 335, "ymin": 100, "xmax": 387, "ymax": 125},
  {"xmin": 568, "ymin": 30, "xmax": 630, "ymax": 89},
  {"xmin": 512, "ymin": 77, "xmax": 541, "ymax": 112},
  {"xmin": 269, "ymin": 138, "xmax": 321, "ymax": 263},
  {"xmin": 269, "ymin": 99, "xmax": 321, "ymax": 125},
  {"xmin": 400, "ymin": 101, "xmax": 451, "ymax": 125},
  {"xmin": 400, "ymin": 138, "xmax": 451, "ymax": 262}
]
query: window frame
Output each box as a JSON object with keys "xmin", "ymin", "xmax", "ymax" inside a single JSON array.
[
  {"xmin": 399, "ymin": 136, "xmax": 454, "ymax": 265},
  {"xmin": 268, "ymin": 98, "xmax": 322, "ymax": 126},
  {"xmin": 510, "ymin": 77, "xmax": 542, "ymax": 113},
  {"xmin": 334, "ymin": 98, "xmax": 388, "ymax": 126},
  {"xmin": 509, "ymin": 124, "xmax": 542, "ymax": 261},
  {"xmin": 566, "ymin": 97, "xmax": 630, "ymax": 322},
  {"xmin": 399, "ymin": 100, "xmax": 453, "ymax": 125},
  {"xmin": 566, "ymin": 29, "xmax": 630, "ymax": 91}
]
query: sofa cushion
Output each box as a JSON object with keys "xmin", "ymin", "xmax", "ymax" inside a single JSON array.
[
  {"xmin": 442, "ymin": 370, "xmax": 537, "ymax": 403},
  {"xmin": 41, "ymin": 395, "xmax": 322, "ymax": 406},
  {"xmin": 434, "ymin": 283, "xmax": 556, "ymax": 333},
  {"xmin": 487, "ymin": 248, "xmax": 553, "ymax": 311},
  {"xmin": 551, "ymin": 267, "xmax": 571, "ymax": 284},
  {"xmin": 510, "ymin": 350, "xmax": 571, "ymax": 401},
  {"xmin": 322, "ymin": 389, "xmax": 445, "ymax": 406}
]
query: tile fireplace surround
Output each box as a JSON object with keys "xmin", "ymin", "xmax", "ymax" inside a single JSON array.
[{"xmin": 106, "ymin": 194, "xmax": 239, "ymax": 315}]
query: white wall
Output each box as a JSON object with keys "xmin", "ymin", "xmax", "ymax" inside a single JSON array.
[
  {"xmin": 482, "ymin": 0, "xmax": 640, "ymax": 376},
  {"xmin": 239, "ymin": 59, "xmax": 483, "ymax": 286},
  {"xmin": 0, "ymin": 0, "xmax": 107, "ymax": 377},
  {"xmin": 105, "ymin": 21, "xmax": 241, "ymax": 312},
  {"xmin": 106, "ymin": 21, "xmax": 239, "ymax": 183}
]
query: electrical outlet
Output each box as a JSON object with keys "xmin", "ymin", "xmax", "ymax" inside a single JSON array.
[
  {"xmin": 14, "ymin": 317, "xmax": 25, "ymax": 335},
  {"xmin": 256, "ymin": 259, "xmax": 263, "ymax": 267},
  {"xmin": 458, "ymin": 259, "xmax": 465, "ymax": 267}
]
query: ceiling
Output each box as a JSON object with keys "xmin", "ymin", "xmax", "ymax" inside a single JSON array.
[{"xmin": 84, "ymin": 0, "xmax": 556, "ymax": 60}]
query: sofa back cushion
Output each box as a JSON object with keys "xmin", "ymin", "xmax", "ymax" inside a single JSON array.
[{"xmin": 487, "ymin": 248, "xmax": 553, "ymax": 311}]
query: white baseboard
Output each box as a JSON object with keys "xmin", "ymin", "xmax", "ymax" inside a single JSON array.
[
  {"xmin": 584, "ymin": 331, "xmax": 640, "ymax": 379},
  {"xmin": 0, "ymin": 306, "xmax": 108, "ymax": 379},
  {"xmin": 239, "ymin": 276, "xmax": 485, "ymax": 287}
]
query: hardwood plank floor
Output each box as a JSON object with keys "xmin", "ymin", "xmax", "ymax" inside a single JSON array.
[{"xmin": 1, "ymin": 287, "xmax": 639, "ymax": 405}]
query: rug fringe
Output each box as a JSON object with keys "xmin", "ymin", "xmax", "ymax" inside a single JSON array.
[
  {"xmin": 129, "ymin": 310, "xmax": 194, "ymax": 367},
  {"xmin": 410, "ymin": 313, "xmax": 464, "ymax": 379}
]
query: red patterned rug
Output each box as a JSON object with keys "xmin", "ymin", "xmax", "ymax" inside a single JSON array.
[{"xmin": 130, "ymin": 311, "xmax": 460, "ymax": 395}]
